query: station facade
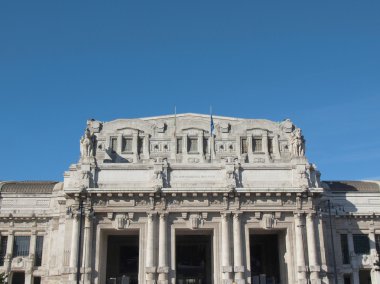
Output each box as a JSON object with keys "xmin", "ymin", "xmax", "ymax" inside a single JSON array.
[{"xmin": 0, "ymin": 113, "xmax": 379, "ymax": 284}]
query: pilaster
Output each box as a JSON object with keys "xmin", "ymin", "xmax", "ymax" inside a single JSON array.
[
  {"xmin": 306, "ymin": 213, "xmax": 321, "ymax": 284},
  {"xmin": 146, "ymin": 212, "xmax": 157, "ymax": 284},
  {"xmin": 233, "ymin": 212, "xmax": 245, "ymax": 284},
  {"xmin": 158, "ymin": 213, "xmax": 168, "ymax": 284},
  {"xmin": 221, "ymin": 212, "xmax": 233, "ymax": 284},
  {"xmin": 295, "ymin": 213, "xmax": 307, "ymax": 284}
]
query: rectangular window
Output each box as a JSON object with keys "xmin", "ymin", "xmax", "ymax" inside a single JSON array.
[
  {"xmin": 341, "ymin": 234, "xmax": 350, "ymax": 264},
  {"xmin": 353, "ymin": 234, "xmax": 370, "ymax": 254},
  {"xmin": 203, "ymin": 138, "xmax": 208, "ymax": 155},
  {"xmin": 33, "ymin": 277, "xmax": 41, "ymax": 284},
  {"xmin": 252, "ymin": 137, "xmax": 262, "ymax": 152},
  {"xmin": 110, "ymin": 137, "xmax": 118, "ymax": 153},
  {"xmin": 35, "ymin": 236, "xmax": 43, "ymax": 266},
  {"xmin": 0, "ymin": 236, "xmax": 8, "ymax": 266},
  {"xmin": 176, "ymin": 138, "xmax": 182, "ymax": 154},
  {"xmin": 13, "ymin": 236, "xmax": 30, "ymax": 257},
  {"xmin": 344, "ymin": 275, "xmax": 351, "ymax": 284},
  {"xmin": 188, "ymin": 138, "xmax": 198, "ymax": 153},
  {"xmin": 268, "ymin": 138, "xmax": 274, "ymax": 154},
  {"xmin": 137, "ymin": 137, "xmax": 144, "ymax": 154},
  {"xmin": 241, "ymin": 138, "xmax": 248, "ymax": 154},
  {"xmin": 122, "ymin": 137, "xmax": 133, "ymax": 152}
]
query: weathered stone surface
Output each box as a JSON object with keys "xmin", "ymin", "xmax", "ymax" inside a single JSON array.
[{"xmin": 0, "ymin": 114, "xmax": 379, "ymax": 284}]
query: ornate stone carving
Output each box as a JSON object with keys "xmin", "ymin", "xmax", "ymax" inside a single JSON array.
[
  {"xmin": 260, "ymin": 213, "xmax": 276, "ymax": 229},
  {"xmin": 226, "ymin": 168, "xmax": 236, "ymax": 190},
  {"xmin": 156, "ymin": 122, "xmax": 166, "ymax": 133},
  {"xmin": 291, "ymin": 128, "xmax": 305, "ymax": 157},
  {"xmin": 113, "ymin": 214, "xmax": 131, "ymax": 229},
  {"xmin": 280, "ymin": 118, "xmax": 294, "ymax": 133},
  {"xmin": 220, "ymin": 122, "xmax": 230, "ymax": 133},
  {"xmin": 80, "ymin": 128, "xmax": 95, "ymax": 158},
  {"xmin": 72, "ymin": 170, "xmax": 91, "ymax": 189}
]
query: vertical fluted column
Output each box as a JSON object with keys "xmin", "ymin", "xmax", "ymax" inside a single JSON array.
[
  {"xmin": 158, "ymin": 213, "xmax": 168, "ymax": 284},
  {"xmin": 4, "ymin": 230, "xmax": 14, "ymax": 274},
  {"xmin": 25, "ymin": 231, "xmax": 36, "ymax": 284},
  {"xmin": 221, "ymin": 212, "xmax": 233, "ymax": 282},
  {"xmin": 233, "ymin": 213, "xmax": 245, "ymax": 283},
  {"xmin": 82, "ymin": 212, "xmax": 93, "ymax": 284},
  {"xmin": 29, "ymin": 231, "xmax": 37, "ymax": 268},
  {"xmin": 146, "ymin": 213, "xmax": 156, "ymax": 283},
  {"xmin": 306, "ymin": 213, "xmax": 321, "ymax": 284},
  {"xmin": 347, "ymin": 232, "xmax": 359, "ymax": 284},
  {"xmin": 295, "ymin": 213, "xmax": 307, "ymax": 284},
  {"xmin": 69, "ymin": 213, "xmax": 80, "ymax": 279}
]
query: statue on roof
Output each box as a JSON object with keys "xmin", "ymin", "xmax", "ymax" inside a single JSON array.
[
  {"xmin": 80, "ymin": 128, "xmax": 95, "ymax": 157},
  {"xmin": 291, "ymin": 128, "xmax": 305, "ymax": 157}
]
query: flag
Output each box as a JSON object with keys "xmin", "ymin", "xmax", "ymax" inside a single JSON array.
[{"xmin": 210, "ymin": 113, "xmax": 214, "ymax": 135}]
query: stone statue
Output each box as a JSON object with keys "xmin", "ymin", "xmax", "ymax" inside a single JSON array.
[
  {"xmin": 80, "ymin": 128, "xmax": 94, "ymax": 157},
  {"xmin": 291, "ymin": 128, "xmax": 305, "ymax": 157}
]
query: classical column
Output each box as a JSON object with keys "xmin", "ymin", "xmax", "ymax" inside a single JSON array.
[
  {"xmin": 369, "ymin": 229, "xmax": 380, "ymax": 284},
  {"xmin": 347, "ymin": 232, "xmax": 360, "ymax": 284},
  {"xmin": 158, "ymin": 213, "xmax": 168, "ymax": 284},
  {"xmin": 146, "ymin": 213, "xmax": 156, "ymax": 283},
  {"xmin": 306, "ymin": 213, "xmax": 321, "ymax": 284},
  {"xmin": 295, "ymin": 213, "xmax": 307, "ymax": 284},
  {"xmin": 221, "ymin": 212, "xmax": 233, "ymax": 283},
  {"xmin": 25, "ymin": 232, "xmax": 36, "ymax": 284},
  {"xmin": 82, "ymin": 212, "xmax": 93, "ymax": 284},
  {"xmin": 29, "ymin": 231, "xmax": 37, "ymax": 265},
  {"xmin": 69, "ymin": 213, "xmax": 80, "ymax": 280},
  {"xmin": 4, "ymin": 230, "xmax": 14, "ymax": 273},
  {"xmin": 233, "ymin": 213, "xmax": 245, "ymax": 283}
]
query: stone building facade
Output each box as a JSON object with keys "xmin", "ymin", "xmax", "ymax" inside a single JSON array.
[{"xmin": 0, "ymin": 113, "xmax": 379, "ymax": 284}]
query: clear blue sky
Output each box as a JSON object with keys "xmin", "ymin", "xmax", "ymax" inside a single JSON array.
[{"xmin": 0, "ymin": 1, "xmax": 379, "ymax": 181}]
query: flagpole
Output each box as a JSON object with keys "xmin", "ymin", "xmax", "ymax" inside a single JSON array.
[
  {"xmin": 210, "ymin": 105, "xmax": 214, "ymax": 160},
  {"xmin": 174, "ymin": 106, "xmax": 177, "ymax": 138}
]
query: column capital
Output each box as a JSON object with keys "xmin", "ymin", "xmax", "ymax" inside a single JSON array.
[
  {"xmin": 221, "ymin": 212, "xmax": 231, "ymax": 220},
  {"xmin": 159, "ymin": 212, "xmax": 168, "ymax": 220},
  {"xmin": 147, "ymin": 212, "xmax": 157, "ymax": 221},
  {"xmin": 306, "ymin": 212, "xmax": 316, "ymax": 220},
  {"xmin": 233, "ymin": 212, "xmax": 242, "ymax": 221}
]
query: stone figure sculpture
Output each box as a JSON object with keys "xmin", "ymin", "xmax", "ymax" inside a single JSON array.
[
  {"xmin": 80, "ymin": 128, "xmax": 94, "ymax": 157},
  {"xmin": 291, "ymin": 128, "xmax": 305, "ymax": 157}
]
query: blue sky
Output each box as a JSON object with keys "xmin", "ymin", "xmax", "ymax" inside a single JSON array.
[{"xmin": 0, "ymin": 1, "xmax": 379, "ymax": 181}]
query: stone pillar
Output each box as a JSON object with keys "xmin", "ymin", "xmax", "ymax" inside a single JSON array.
[
  {"xmin": 82, "ymin": 212, "xmax": 93, "ymax": 284},
  {"xmin": 306, "ymin": 213, "xmax": 321, "ymax": 284},
  {"xmin": 347, "ymin": 232, "xmax": 359, "ymax": 284},
  {"xmin": 146, "ymin": 213, "xmax": 156, "ymax": 284},
  {"xmin": 247, "ymin": 135, "xmax": 253, "ymax": 162},
  {"xmin": 69, "ymin": 213, "xmax": 80, "ymax": 281},
  {"xmin": 198, "ymin": 133, "xmax": 204, "ymax": 159},
  {"xmin": 133, "ymin": 132, "xmax": 139, "ymax": 161},
  {"xmin": 295, "ymin": 213, "xmax": 307, "ymax": 284},
  {"xmin": 262, "ymin": 132, "xmax": 270, "ymax": 161},
  {"xmin": 29, "ymin": 231, "xmax": 37, "ymax": 265},
  {"xmin": 221, "ymin": 212, "xmax": 233, "ymax": 283},
  {"xmin": 25, "ymin": 232, "xmax": 35, "ymax": 284},
  {"xmin": 369, "ymin": 229, "xmax": 380, "ymax": 284},
  {"xmin": 158, "ymin": 213, "xmax": 168, "ymax": 284},
  {"xmin": 4, "ymin": 230, "xmax": 14, "ymax": 273},
  {"xmin": 210, "ymin": 135, "xmax": 215, "ymax": 160},
  {"xmin": 272, "ymin": 134, "xmax": 281, "ymax": 159},
  {"xmin": 143, "ymin": 135, "xmax": 150, "ymax": 159},
  {"xmin": 233, "ymin": 213, "xmax": 245, "ymax": 283}
]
